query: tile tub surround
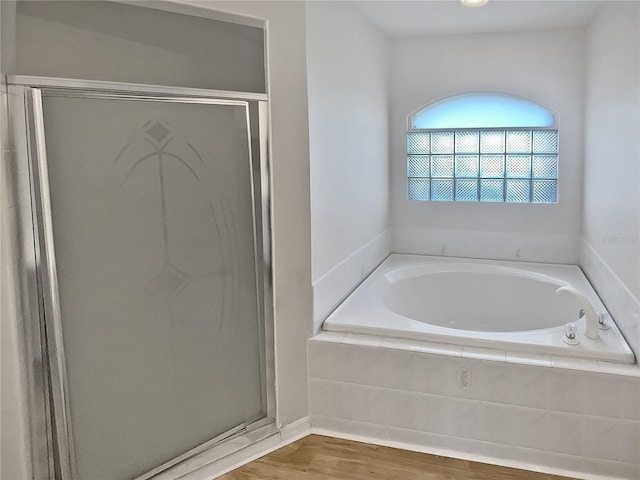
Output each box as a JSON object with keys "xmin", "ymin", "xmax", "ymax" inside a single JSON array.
[
  {"xmin": 581, "ymin": 239, "xmax": 640, "ymax": 359},
  {"xmin": 312, "ymin": 230, "xmax": 391, "ymax": 334},
  {"xmin": 308, "ymin": 334, "xmax": 640, "ymax": 480}
]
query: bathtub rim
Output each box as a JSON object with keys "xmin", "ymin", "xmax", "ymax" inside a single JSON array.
[{"xmin": 322, "ymin": 254, "xmax": 636, "ymax": 366}]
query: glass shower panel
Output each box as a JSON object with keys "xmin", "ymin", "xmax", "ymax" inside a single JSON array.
[{"xmin": 40, "ymin": 94, "xmax": 265, "ymax": 479}]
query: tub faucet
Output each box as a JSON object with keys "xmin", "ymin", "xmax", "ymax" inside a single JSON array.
[{"xmin": 555, "ymin": 286, "xmax": 599, "ymax": 340}]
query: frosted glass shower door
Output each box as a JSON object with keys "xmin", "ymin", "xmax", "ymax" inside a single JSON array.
[{"xmin": 37, "ymin": 93, "xmax": 267, "ymax": 479}]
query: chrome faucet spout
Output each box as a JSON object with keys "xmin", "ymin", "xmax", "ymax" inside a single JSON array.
[{"xmin": 555, "ymin": 286, "xmax": 599, "ymax": 340}]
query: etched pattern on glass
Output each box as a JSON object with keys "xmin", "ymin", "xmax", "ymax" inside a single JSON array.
[
  {"xmin": 533, "ymin": 180, "xmax": 557, "ymax": 203},
  {"xmin": 431, "ymin": 131, "xmax": 455, "ymax": 154},
  {"xmin": 480, "ymin": 155, "xmax": 505, "ymax": 178},
  {"xmin": 408, "ymin": 178, "xmax": 430, "ymax": 200},
  {"xmin": 455, "ymin": 179, "xmax": 478, "ymax": 201},
  {"xmin": 506, "ymin": 179, "xmax": 531, "ymax": 202},
  {"xmin": 455, "ymin": 130, "xmax": 479, "ymax": 154},
  {"xmin": 407, "ymin": 132, "xmax": 430, "ymax": 154},
  {"xmin": 455, "ymin": 155, "xmax": 479, "ymax": 177},
  {"xmin": 431, "ymin": 179, "xmax": 454, "ymax": 201},
  {"xmin": 533, "ymin": 130, "xmax": 558, "ymax": 154},
  {"xmin": 480, "ymin": 179, "xmax": 504, "ymax": 202},
  {"xmin": 506, "ymin": 130, "xmax": 532, "ymax": 153},
  {"xmin": 506, "ymin": 155, "xmax": 531, "ymax": 178},
  {"xmin": 407, "ymin": 155, "xmax": 430, "ymax": 177},
  {"xmin": 532, "ymin": 155, "xmax": 558, "ymax": 178},
  {"xmin": 431, "ymin": 155, "xmax": 454, "ymax": 177},
  {"xmin": 480, "ymin": 130, "xmax": 505, "ymax": 153}
]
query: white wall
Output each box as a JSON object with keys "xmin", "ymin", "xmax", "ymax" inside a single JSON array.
[
  {"xmin": 15, "ymin": 1, "xmax": 266, "ymax": 93},
  {"xmin": 390, "ymin": 29, "xmax": 586, "ymax": 264},
  {"xmin": 581, "ymin": 1, "xmax": 640, "ymax": 355},
  {"xmin": 306, "ymin": 1, "xmax": 391, "ymax": 330}
]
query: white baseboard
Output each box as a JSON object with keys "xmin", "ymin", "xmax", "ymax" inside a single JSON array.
[{"xmin": 310, "ymin": 426, "xmax": 623, "ymax": 480}]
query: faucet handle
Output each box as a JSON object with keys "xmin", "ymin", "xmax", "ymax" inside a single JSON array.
[
  {"xmin": 563, "ymin": 323, "xmax": 579, "ymax": 345},
  {"xmin": 597, "ymin": 311, "xmax": 610, "ymax": 330}
]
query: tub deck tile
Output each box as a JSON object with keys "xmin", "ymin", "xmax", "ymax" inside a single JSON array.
[
  {"xmin": 506, "ymin": 351, "xmax": 552, "ymax": 367},
  {"xmin": 421, "ymin": 342, "xmax": 463, "ymax": 357},
  {"xmin": 550, "ymin": 356, "xmax": 600, "ymax": 372},
  {"xmin": 462, "ymin": 346, "xmax": 507, "ymax": 362}
]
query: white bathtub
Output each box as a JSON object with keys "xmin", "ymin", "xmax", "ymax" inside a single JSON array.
[{"xmin": 322, "ymin": 254, "xmax": 635, "ymax": 364}]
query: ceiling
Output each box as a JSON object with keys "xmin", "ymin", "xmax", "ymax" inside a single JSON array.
[{"xmin": 350, "ymin": 0, "xmax": 604, "ymax": 37}]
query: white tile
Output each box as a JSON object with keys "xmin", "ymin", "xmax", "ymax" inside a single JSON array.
[
  {"xmin": 308, "ymin": 378, "xmax": 332, "ymax": 416},
  {"xmin": 420, "ymin": 341, "xmax": 463, "ymax": 357},
  {"xmin": 506, "ymin": 351, "xmax": 552, "ymax": 367},
  {"xmin": 412, "ymin": 354, "xmax": 465, "ymax": 397},
  {"xmin": 502, "ymin": 365, "xmax": 549, "ymax": 410},
  {"xmin": 378, "ymin": 389, "xmax": 418, "ymax": 429},
  {"xmin": 477, "ymin": 401, "xmax": 516, "ymax": 444},
  {"xmin": 307, "ymin": 340, "xmax": 337, "ymax": 380},
  {"xmin": 508, "ymin": 407, "xmax": 548, "ymax": 450},
  {"xmin": 327, "ymin": 381, "xmax": 363, "ymax": 421},
  {"xmin": 338, "ymin": 383, "xmax": 386, "ymax": 425},
  {"xmin": 310, "ymin": 331, "xmax": 347, "ymax": 344},
  {"xmin": 343, "ymin": 333, "xmax": 383, "ymax": 348},
  {"xmin": 469, "ymin": 361, "xmax": 513, "ymax": 404},
  {"xmin": 597, "ymin": 361, "xmax": 640, "ymax": 378},
  {"xmin": 374, "ymin": 348, "xmax": 419, "ymax": 391},
  {"xmin": 445, "ymin": 397, "xmax": 481, "ymax": 439},
  {"xmin": 581, "ymin": 457, "xmax": 640, "ymax": 480},
  {"xmin": 312, "ymin": 231, "xmax": 390, "ymax": 330},
  {"xmin": 513, "ymin": 449, "xmax": 585, "ymax": 478},
  {"xmin": 462, "ymin": 346, "xmax": 507, "ymax": 362},
  {"xmin": 583, "ymin": 417, "xmax": 640, "ymax": 464},
  {"xmin": 413, "ymin": 393, "xmax": 450, "ymax": 435},
  {"xmin": 325, "ymin": 381, "xmax": 353, "ymax": 420},
  {"xmin": 481, "ymin": 442, "xmax": 585, "ymax": 478},
  {"xmin": 584, "ymin": 372, "xmax": 640, "ymax": 420},
  {"xmin": 550, "ymin": 355, "xmax": 600, "ymax": 373},
  {"xmin": 380, "ymin": 336, "xmax": 424, "ymax": 352},
  {"xmin": 328, "ymin": 343, "xmax": 389, "ymax": 386},
  {"xmin": 385, "ymin": 427, "xmax": 450, "ymax": 451},
  {"xmin": 547, "ymin": 369, "xmax": 586, "ymax": 414},
  {"xmin": 311, "ymin": 414, "xmax": 388, "ymax": 439},
  {"xmin": 545, "ymin": 411, "xmax": 585, "ymax": 456}
]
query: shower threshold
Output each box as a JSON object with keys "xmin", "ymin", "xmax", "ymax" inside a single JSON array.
[{"xmin": 137, "ymin": 419, "xmax": 278, "ymax": 480}]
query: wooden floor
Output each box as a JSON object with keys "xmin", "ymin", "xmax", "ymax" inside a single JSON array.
[{"xmin": 218, "ymin": 435, "xmax": 577, "ymax": 480}]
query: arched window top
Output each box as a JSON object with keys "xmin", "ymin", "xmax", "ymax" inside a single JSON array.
[{"xmin": 410, "ymin": 93, "xmax": 555, "ymax": 129}]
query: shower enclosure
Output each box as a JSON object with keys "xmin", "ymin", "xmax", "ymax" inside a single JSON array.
[{"xmin": 9, "ymin": 77, "xmax": 275, "ymax": 480}]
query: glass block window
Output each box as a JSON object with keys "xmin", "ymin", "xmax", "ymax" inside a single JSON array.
[{"xmin": 406, "ymin": 129, "xmax": 558, "ymax": 203}]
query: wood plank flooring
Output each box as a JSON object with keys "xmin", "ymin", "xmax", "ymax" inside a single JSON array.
[{"xmin": 218, "ymin": 435, "xmax": 578, "ymax": 480}]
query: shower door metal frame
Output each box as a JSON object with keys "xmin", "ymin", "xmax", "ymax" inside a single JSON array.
[{"xmin": 8, "ymin": 76, "xmax": 276, "ymax": 480}]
